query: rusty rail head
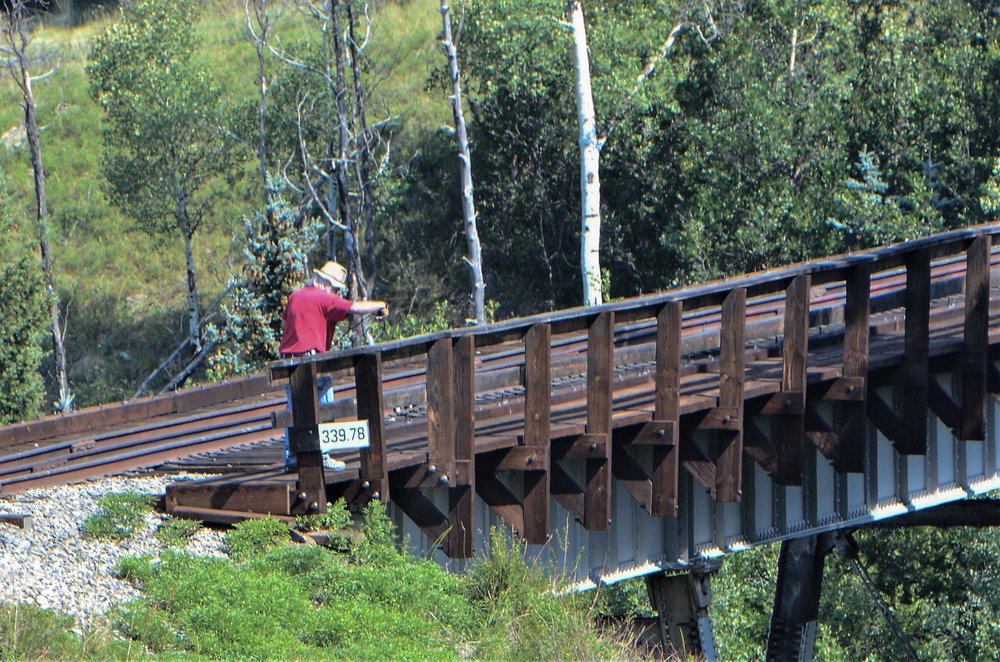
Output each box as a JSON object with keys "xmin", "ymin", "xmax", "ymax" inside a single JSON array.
[{"xmin": 269, "ymin": 223, "xmax": 1000, "ymax": 384}]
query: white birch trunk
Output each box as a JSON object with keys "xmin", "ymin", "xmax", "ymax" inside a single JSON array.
[
  {"xmin": 440, "ymin": 0, "xmax": 486, "ymax": 324},
  {"xmin": 570, "ymin": 0, "xmax": 603, "ymax": 306}
]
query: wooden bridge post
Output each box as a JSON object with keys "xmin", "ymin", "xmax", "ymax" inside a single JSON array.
[
  {"xmin": 900, "ymin": 249, "xmax": 931, "ymax": 455},
  {"xmin": 447, "ymin": 335, "xmax": 476, "ymax": 557},
  {"xmin": 716, "ymin": 289, "xmax": 746, "ymax": 502},
  {"xmin": 288, "ymin": 362, "xmax": 326, "ymax": 514},
  {"xmin": 961, "ymin": 236, "xmax": 991, "ymax": 440},
  {"xmin": 832, "ymin": 263, "xmax": 870, "ymax": 473},
  {"xmin": 775, "ymin": 276, "xmax": 810, "ymax": 486},
  {"xmin": 585, "ymin": 312, "xmax": 614, "ymax": 530},
  {"xmin": 354, "ymin": 353, "xmax": 388, "ymax": 506},
  {"xmin": 427, "ymin": 338, "xmax": 456, "ymax": 473},
  {"xmin": 521, "ymin": 323, "xmax": 552, "ymax": 544},
  {"xmin": 651, "ymin": 301, "xmax": 682, "ymax": 517}
]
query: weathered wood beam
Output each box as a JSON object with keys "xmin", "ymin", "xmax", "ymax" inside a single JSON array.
[
  {"xmin": 522, "ymin": 323, "xmax": 551, "ymax": 544},
  {"xmin": 901, "ymin": 249, "xmax": 930, "ymax": 454},
  {"xmin": 551, "ymin": 461, "xmax": 586, "ymax": 519},
  {"xmin": 928, "ymin": 379, "xmax": 962, "ymax": 432},
  {"xmin": 716, "ymin": 288, "xmax": 745, "ymax": 502},
  {"xmin": 775, "ymin": 275, "xmax": 809, "ymax": 486},
  {"xmin": 475, "ymin": 468, "xmax": 525, "ymax": 535},
  {"xmin": 448, "ymin": 335, "xmax": 476, "ymax": 557},
  {"xmin": 836, "ymin": 263, "xmax": 870, "ymax": 473},
  {"xmin": 427, "ymin": 338, "xmax": 456, "ymax": 471},
  {"xmin": 961, "ymin": 235, "xmax": 990, "ymax": 440},
  {"xmin": 355, "ymin": 353, "xmax": 388, "ymax": 506},
  {"xmin": 392, "ymin": 487, "xmax": 449, "ymax": 543},
  {"xmin": 585, "ymin": 312, "xmax": 614, "ymax": 528},
  {"xmin": 652, "ymin": 301, "xmax": 682, "ymax": 516},
  {"xmin": 289, "ymin": 363, "xmax": 325, "ymax": 513},
  {"xmin": 612, "ymin": 444, "xmax": 653, "ymax": 511}
]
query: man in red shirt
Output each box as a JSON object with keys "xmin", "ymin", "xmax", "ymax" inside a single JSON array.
[{"xmin": 280, "ymin": 261, "xmax": 387, "ymax": 470}]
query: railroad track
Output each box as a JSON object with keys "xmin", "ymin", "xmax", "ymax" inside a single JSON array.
[{"xmin": 0, "ymin": 246, "xmax": 994, "ymax": 496}]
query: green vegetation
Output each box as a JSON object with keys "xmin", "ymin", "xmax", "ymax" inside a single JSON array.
[
  {"xmin": 154, "ymin": 516, "xmax": 202, "ymax": 549},
  {"xmin": 81, "ymin": 490, "xmax": 156, "ymax": 540},
  {"xmin": 0, "ymin": 602, "xmax": 134, "ymax": 660},
  {"xmin": 106, "ymin": 501, "xmax": 622, "ymax": 659}
]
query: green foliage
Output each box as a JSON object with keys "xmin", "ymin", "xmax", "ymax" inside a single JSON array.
[
  {"xmin": 87, "ymin": 0, "xmax": 241, "ymax": 240},
  {"xmin": 208, "ymin": 190, "xmax": 320, "ymax": 378},
  {"xmin": 294, "ymin": 500, "xmax": 353, "ymax": 533},
  {"xmin": 155, "ymin": 516, "xmax": 202, "ymax": 549},
  {"xmin": 464, "ymin": 528, "xmax": 616, "ymax": 660},
  {"xmin": 81, "ymin": 490, "xmax": 156, "ymax": 541},
  {"xmin": 223, "ymin": 516, "xmax": 291, "ymax": 562},
  {"xmin": 711, "ymin": 544, "xmax": 779, "ymax": 661},
  {"xmin": 982, "ymin": 158, "xmax": 1000, "ymax": 218},
  {"xmin": 113, "ymin": 553, "xmax": 158, "ymax": 584},
  {"xmin": 0, "ymin": 183, "xmax": 46, "ymax": 425},
  {"xmin": 0, "ymin": 602, "xmax": 133, "ymax": 660}
]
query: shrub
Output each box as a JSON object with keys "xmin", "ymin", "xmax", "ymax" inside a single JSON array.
[
  {"xmin": 113, "ymin": 554, "xmax": 157, "ymax": 584},
  {"xmin": 294, "ymin": 500, "xmax": 352, "ymax": 533},
  {"xmin": 223, "ymin": 516, "xmax": 290, "ymax": 562},
  {"xmin": 81, "ymin": 491, "xmax": 156, "ymax": 540}
]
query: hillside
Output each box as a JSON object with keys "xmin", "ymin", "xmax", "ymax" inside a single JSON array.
[{"xmin": 0, "ymin": 0, "xmax": 448, "ymax": 406}]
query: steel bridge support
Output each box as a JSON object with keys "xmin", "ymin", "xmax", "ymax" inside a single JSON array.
[
  {"xmin": 644, "ymin": 560, "xmax": 722, "ymax": 660},
  {"xmin": 765, "ymin": 533, "xmax": 839, "ymax": 661}
]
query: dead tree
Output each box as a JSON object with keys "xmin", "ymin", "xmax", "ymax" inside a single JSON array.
[
  {"xmin": 1, "ymin": 0, "xmax": 73, "ymax": 412},
  {"xmin": 440, "ymin": 0, "xmax": 486, "ymax": 324}
]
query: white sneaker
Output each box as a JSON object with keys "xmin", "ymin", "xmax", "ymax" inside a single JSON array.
[{"xmin": 323, "ymin": 456, "xmax": 346, "ymax": 471}]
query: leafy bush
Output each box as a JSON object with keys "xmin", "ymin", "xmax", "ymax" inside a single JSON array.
[
  {"xmin": 464, "ymin": 528, "xmax": 617, "ymax": 660},
  {"xmin": 223, "ymin": 516, "xmax": 291, "ymax": 562},
  {"xmin": 113, "ymin": 554, "xmax": 157, "ymax": 584},
  {"xmin": 294, "ymin": 500, "xmax": 352, "ymax": 533},
  {"xmin": 81, "ymin": 491, "xmax": 156, "ymax": 540},
  {"xmin": 155, "ymin": 516, "xmax": 202, "ymax": 549}
]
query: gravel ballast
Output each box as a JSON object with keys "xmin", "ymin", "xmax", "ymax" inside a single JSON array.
[{"xmin": 0, "ymin": 473, "xmax": 229, "ymax": 629}]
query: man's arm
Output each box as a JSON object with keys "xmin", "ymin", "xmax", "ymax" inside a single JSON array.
[{"xmin": 349, "ymin": 299, "xmax": 388, "ymax": 317}]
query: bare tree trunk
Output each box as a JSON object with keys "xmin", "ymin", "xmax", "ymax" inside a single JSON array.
[
  {"xmin": 329, "ymin": 0, "xmax": 372, "ymax": 345},
  {"xmin": 346, "ymin": 1, "xmax": 376, "ymax": 287},
  {"xmin": 3, "ymin": 2, "xmax": 73, "ymax": 412},
  {"xmin": 247, "ymin": 0, "xmax": 275, "ymax": 212},
  {"xmin": 440, "ymin": 0, "xmax": 486, "ymax": 324},
  {"xmin": 569, "ymin": 0, "xmax": 603, "ymax": 306},
  {"xmin": 173, "ymin": 173, "xmax": 202, "ymax": 349}
]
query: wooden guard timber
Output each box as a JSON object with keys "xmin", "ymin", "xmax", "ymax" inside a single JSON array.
[{"xmin": 154, "ymin": 224, "xmax": 1000, "ymax": 558}]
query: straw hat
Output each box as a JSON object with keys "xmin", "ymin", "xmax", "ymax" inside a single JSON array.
[{"xmin": 314, "ymin": 261, "xmax": 348, "ymax": 290}]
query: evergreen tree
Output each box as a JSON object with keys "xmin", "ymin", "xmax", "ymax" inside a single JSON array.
[{"xmin": 208, "ymin": 192, "xmax": 319, "ymax": 378}]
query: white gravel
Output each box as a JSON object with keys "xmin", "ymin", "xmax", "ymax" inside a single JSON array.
[{"xmin": 0, "ymin": 473, "xmax": 229, "ymax": 630}]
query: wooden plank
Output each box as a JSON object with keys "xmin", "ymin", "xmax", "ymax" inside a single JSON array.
[
  {"xmin": 355, "ymin": 353, "xmax": 388, "ymax": 505},
  {"xmin": 680, "ymin": 436, "xmax": 717, "ymax": 491},
  {"xmin": 554, "ymin": 433, "xmax": 610, "ymax": 459},
  {"xmin": 585, "ymin": 312, "xmax": 613, "ymax": 529},
  {"xmin": 448, "ymin": 335, "xmax": 476, "ymax": 557},
  {"xmin": 775, "ymin": 275, "xmax": 809, "ymax": 486},
  {"xmin": 901, "ymin": 250, "xmax": 931, "ymax": 454},
  {"xmin": 652, "ymin": 302, "xmax": 681, "ymax": 517},
  {"xmin": 612, "ymin": 444, "xmax": 653, "ymax": 511},
  {"xmin": 551, "ymin": 462, "xmax": 586, "ymax": 519},
  {"xmin": 475, "ymin": 470, "xmax": 525, "ymax": 535},
  {"xmin": 694, "ymin": 407, "xmax": 741, "ymax": 431},
  {"xmin": 427, "ymin": 338, "xmax": 455, "ymax": 470},
  {"xmin": 820, "ymin": 378, "xmax": 865, "ymax": 402},
  {"xmin": 523, "ymin": 324, "xmax": 552, "ymax": 447},
  {"xmin": 716, "ymin": 288, "xmax": 745, "ymax": 502},
  {"xmin": 289, "ymin": 363, "xmax": 325, "ymax": 514},
  {"xmin": 961, "ymin": 235, "xmax": 990, "ymax": 440},
  {"xmin": 927, "ymin": 379, "xmax": 962, "ymax": 432},
  {"xmin": 0, "ymin": 514, "xmax": 32, "ymax": 530},
  {"xmin": 866, "ymin": 391, "xmax": 903, "ymax": 444},
  {"xmin": 836, "ymin": 263, "xmax": 871, "ymax": 473},
  {"xmin": 165, "ymin": 480, "xmax": 292, "ymax": 514},
  {"xmin": 744, "ymin": 418, "xmax": 778, "ymax": 476},
  {"xmin": 493, "ymin": 446, "xmax": 548, "ymax": 471},
  {"xmin": 392, "ymin": 488, "xmax": 450, "ymax": 543},
  {"xmin": 521, "ymin": 324, "xmax": 551, "ymax": 543}
]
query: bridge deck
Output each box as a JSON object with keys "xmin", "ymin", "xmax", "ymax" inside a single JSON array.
[{"xmin": 163, "ymin": 226, "xmax": 1000, "ymax": 565}]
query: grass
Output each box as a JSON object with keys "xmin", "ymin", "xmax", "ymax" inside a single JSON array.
[
  {"xmin": 0, "ymin": 602, "xmax": 135, "ymax": 660},
  {"xmin": 103, "ymin": 501, "xmax": 626, "ymax": 659},
  {"xmin": 0, "ymin": 0, "xmax": 450, "ymax": 408},
  {"xmin": 80, "ymin": 490, "xmax": 156, "ymax": 540}
]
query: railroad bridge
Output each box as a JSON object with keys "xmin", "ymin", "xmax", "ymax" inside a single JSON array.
[{"xmin": 2, "ymin": 225, "xmax": 1000, "ymax": 658}]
